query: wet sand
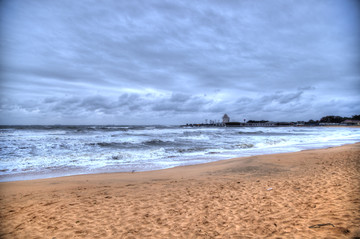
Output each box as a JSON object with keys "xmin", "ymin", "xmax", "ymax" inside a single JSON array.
[{"xmin": 1, "ymin": 143, "xmax": 359, "ymax": 238}]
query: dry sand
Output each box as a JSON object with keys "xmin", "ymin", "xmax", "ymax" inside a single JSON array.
[{"xmin": 1, "ymin": 143, "xmax": 359, "ymax": 238}]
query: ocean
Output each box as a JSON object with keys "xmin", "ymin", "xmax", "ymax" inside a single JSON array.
[{"xmin": 1, "ymin": 125, "xmax": 359, "ymax": 182}]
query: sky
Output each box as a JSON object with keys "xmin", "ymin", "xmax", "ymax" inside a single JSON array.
[{"xmin": 0, "ymin": 0, "xmax": 359, "ymax": 125}]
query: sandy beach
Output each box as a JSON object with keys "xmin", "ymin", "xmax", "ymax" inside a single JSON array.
[{"xmin": 0, "ymin": 143, "xmax": 359, "ymax": 238}]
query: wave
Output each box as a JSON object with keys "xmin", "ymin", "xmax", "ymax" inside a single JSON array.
[
  {"xmin": 143, "ymin": 139, "xmax": 171, "ymax": 146},
  {"xmin": 235, "ymin": 143, "xmax": 255, "ymax": 149},
  {"xmin": 92, "ymin": 139, "xmax": 177, "ymax": 148},
  {"xmin": 177, "ymin": 147, "xmax": 207, "ymax": 153},
  {"xmin": 96, "ymin": 126, "xmax": 129, "ymax": 132},
  {"xmin": 88, "ymin": 142, "xmax": 134, "ymax": 148},
  {"xmin": 182, "ymin": 131, "xmax": 203, "ymax": 136},
  {"xmin": 110, "ymin": 153, "xmax": 131, "ymax": 160},
  {"xmin": 237, "ymin": 131, "xmax": 264, "ymax": 135},
  {"xmin": 237, "ymin": 130, "xmax": 302, "ymax": 136}
]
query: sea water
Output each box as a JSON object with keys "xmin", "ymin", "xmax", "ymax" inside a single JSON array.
[{"xmin": 1, "ymin": 125, "xmax": 359, "ymax": 181}]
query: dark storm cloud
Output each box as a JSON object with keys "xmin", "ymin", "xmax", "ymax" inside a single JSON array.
[
  {"xmin": 41, "ymin": 95, "xmax": 139, "ymax": 115},
  {"xmin": 152, "ymin": 93, "xmax": 212, "ymax": 113},
  {"xmin": 232, "ymin": 90, "xmax": 306, "ymax": 115},
  {"xmin": 0, "ymin": 0, "xmax": 359, "ymax": 124},
  {"xmin": 40, "ymin": 93, "xmax": 213, "ymax": 116},
  {"xmin": 0, "ymin": 92, "xmax": 215, "ymax": 125}
]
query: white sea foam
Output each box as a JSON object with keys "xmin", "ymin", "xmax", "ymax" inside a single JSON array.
[{"xmin": 0, "ymin": 125, "xmax": 359, "ymax": 181}]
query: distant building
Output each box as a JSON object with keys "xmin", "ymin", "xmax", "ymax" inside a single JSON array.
[
  {"xmin": 319, "ymin": 123, "xmax": 340, "ymax": 126},
  {"xmin": 341, "ymin": 120, "xmax": 360, "ymax": 126},
  {"xmin": 222, "ymin": 114, "xmax": 230, "ymax": 124},
  {"xmin": 245, "ymin": 122, "xmax": 276, "ymax": 127}
]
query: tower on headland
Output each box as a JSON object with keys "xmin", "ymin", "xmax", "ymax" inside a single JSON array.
[{"xmin": 222, "ymin": 114, "xmax": 230, "ymax": 124}]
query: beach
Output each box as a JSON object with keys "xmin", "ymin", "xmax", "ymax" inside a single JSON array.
[{"xmin": 0, "ymin": 143, "xmax": 359, "ymax": 238}]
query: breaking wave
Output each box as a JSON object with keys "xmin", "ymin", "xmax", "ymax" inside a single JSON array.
[{"xmin": 1, "ymin": 125, "xmax": 359, "ymax": 181}]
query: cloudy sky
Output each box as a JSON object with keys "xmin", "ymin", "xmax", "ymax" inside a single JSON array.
[{"xmin": 0, "ymin": 0, "xmax": 359, "ymax": 125}]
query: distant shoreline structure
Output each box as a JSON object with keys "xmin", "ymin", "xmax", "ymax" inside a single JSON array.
[{"xmin": 183, "ymin": 114, "xmax": 360, "ymax": 127}]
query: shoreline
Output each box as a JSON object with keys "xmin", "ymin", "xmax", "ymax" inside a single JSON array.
[
  {"xmin": 1, "ymin": 142, "xmax": 358, "ymax": 184},
  {"xmin": 2, "ymin": 141, "xmax": 360, "ymax": 183},
  {"xmin": 1, "ymin": 143, "xmax": 359, "ymax": 238},
  {"xmin": 1, "ymin": 125, "xmax": 359, "ymax": 183}
]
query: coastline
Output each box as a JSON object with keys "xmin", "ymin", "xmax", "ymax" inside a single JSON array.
[
  {"xmin": 1, "ymin": 143, "xmax": 359, "ymax": 238},
  {"xmin": 2, "ymin": 125, "xmax": 360, "ymax": 182}
]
